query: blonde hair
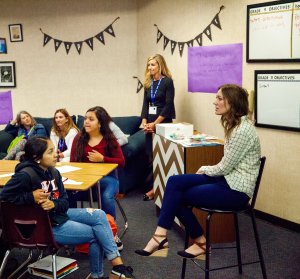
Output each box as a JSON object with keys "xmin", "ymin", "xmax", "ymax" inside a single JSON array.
[
  {"xmin": 51, "ymin": 108, "xmax": 79, "ymax": 138},
  {"xmin": 16, "ymin": 111, "xmax": 36, "ymax": 128},
  {"xmin": 144, "ymin": 54, "xmax": 172, "ymax": 89}
]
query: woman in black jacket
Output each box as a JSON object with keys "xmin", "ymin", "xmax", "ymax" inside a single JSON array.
[{"xmin": 0, "ymin": 136, "xmax": 134, "ymax": 279}]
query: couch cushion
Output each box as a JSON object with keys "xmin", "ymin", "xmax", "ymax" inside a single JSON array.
[
  {"xmin": 35, "ymin": 115, "xmax": 76, "ymax": 137},
  {"xmin": 0, "ymin": 130, "xmax": 14, "ymax": 153},
  {"xmin": 112, "ymin": 116, "xmax": 141, "ymax": 136}
]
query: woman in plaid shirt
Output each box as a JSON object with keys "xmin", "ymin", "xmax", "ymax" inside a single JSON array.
[{"xmin": 135, "ymin": 84, "xmax": 261, "ymax": 259}]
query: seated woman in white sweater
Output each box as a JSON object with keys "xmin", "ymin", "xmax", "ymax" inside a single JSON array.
[{"xmin": 50, "ymin": 108, "xmax": 79, "ymax": 162}]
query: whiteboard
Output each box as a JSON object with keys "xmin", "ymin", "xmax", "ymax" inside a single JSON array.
[
  {"xmin": 255, "ymin": 70, "xmax": 300, "ymax": 131},
  {"xmin": 247, "ymin": 0, "xmax": 300, "ymax": 62}
]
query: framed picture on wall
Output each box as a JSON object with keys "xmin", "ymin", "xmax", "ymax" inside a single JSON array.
[
  {"xmin": 0, "ymin": 38, "xmax": 7, "ymax": 54},
  {"xmin": 0, "ymin": 61, "xmax": 16, "ymax": 88},
  {"xmin": 9, "ymin": 24, "xmax": 23, "ymax": 42}
]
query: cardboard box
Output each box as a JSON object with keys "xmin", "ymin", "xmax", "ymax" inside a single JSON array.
[{"xmin": 156, "ymin": 123, "xmax": 194, "ymax": 138}]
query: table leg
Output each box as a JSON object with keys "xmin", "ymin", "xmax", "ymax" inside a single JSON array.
[
  {"xmin": 96, "ymin": 181, "xmax": 101, "ymax": 209},
  {"xmin": 89, "ymin": 188, "xmax": 94, "ymax": 208}
]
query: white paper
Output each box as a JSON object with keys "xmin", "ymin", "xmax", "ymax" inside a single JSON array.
[
  {"xmin": 62, "ymin": 177, "xmax": 83, "ymax": 185},
  {"xmin": 55, "ymin": 165, "xmax": 81, "ymax": 174},
  {"xmin": 0, "ymin": 172, "xmax": 14, "ymax": 178}
]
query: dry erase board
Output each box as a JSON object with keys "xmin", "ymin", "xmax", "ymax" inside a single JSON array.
[
  {"xmin": 255, "ymin": 70, "xmax": 300, "ymax": 132},
  {"xmin": 247, "ymin": 0, "xmax": 300, "ymax": 62}
]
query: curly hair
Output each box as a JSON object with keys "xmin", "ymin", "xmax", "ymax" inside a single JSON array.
[
  {"xmin": 144, "ymin": 54, "xmax": 172, "ymax": 89},
  {"xmin": 218, "ymin": 84, "xmax": 249, "ymax": 139},
  {"xmin": 74, "ymin": 106, "xmax": 117, "ymax": 162},
  {"xmin": 51, "ymin": 108, "xmax": 79, "ymax": 138}
]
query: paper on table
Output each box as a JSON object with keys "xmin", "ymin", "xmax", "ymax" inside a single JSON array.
[
  {"xmin": 55, "ymin": 165, "xmax": 81, "ymax": 174},
  {"xmin": 0, "ymin": 173, "xmax": 14, "ymax": 178},
  {"xmin": 62, "ymin": 177, "xmax": 83, "ymax": 185}
]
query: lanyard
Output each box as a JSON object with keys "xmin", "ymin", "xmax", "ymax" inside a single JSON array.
[
  {"xmin": 58, "ymin": 138, "xmax": 66, "ymax": 152},
  {"xmin": 150, "ymin": 78, "xmax": 162, "ymax": 105},
  {"xmin": 24, "ymin": 127, "xmax": 34, "ymax": 139}
]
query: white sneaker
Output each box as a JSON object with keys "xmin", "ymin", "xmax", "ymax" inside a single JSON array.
[{"xmin": 114, "ymin": 234, "xmax": 123, "ymax": 252}]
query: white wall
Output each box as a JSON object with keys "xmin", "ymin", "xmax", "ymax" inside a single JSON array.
[
  {"xmin": 0, "ymin": 0, "xmax": 139, "ymax": 118},
  {"xmin": 1, "ymin": 0, "xmax": 299, "ymax": 224}
]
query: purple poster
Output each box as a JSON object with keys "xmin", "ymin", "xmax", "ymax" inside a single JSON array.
[
  {"xmin": 0, "ymin": 91, "xmax": 13, "ymax": 124},
  {"xmin": 188, "ymin": 43, "xmax": 243, "ymax": 93}
]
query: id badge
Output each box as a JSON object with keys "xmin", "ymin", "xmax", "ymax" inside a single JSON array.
[{"xmin": 149, "ymin": 106, "xmax": 157, "ymax": 115}]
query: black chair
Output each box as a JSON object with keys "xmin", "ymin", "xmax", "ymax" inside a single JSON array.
[
  {"xmin": 0, "ymin": 202, "xmax": 60, "ymax": 279},
  {"xmin": 181, "ymin": 157, "xmax": 267, "ymax": 279}
]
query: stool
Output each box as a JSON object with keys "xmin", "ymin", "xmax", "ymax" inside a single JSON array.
[{"xmin": 181, "ymin": 157, "xmax": 267, "ymax": 279}]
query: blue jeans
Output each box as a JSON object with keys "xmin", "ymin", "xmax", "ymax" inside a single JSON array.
[
  {"xmin": 52, "ymin": 208, "xmax": 120, "ymax": 278},
  {"xmin": 68, "ymin": 173, "xmax": 119, "ymax": 219},
  {"xmin": 158, "ymin": 174, "xmax": 250, "ymax": 239}
]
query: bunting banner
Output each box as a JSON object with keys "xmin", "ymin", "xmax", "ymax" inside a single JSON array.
[
  {"xmin": 40, "ymin": 17, "xmax": 120, "ymax": 55},
  {"xmin": 133, "ymin": 76, "xmax": 143, "ymax": 94},
  {"xmin": 154, "ymin": 6, "xmax": 224, "ymax": 57}
]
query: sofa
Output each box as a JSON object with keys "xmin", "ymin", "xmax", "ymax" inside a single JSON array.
[{"xmin": 0, "ymin": 115, "xmax": 148, "ymax": 194}]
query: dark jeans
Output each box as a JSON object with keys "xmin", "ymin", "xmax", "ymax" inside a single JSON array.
[{"xmin": 158, "ymin": 174, "xmax": 250, "ymax": 239}]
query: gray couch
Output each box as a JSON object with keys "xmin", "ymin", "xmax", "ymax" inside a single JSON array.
[{"xmin": 0, "ymin": 115, "xmax": 148, "ymax": 194}]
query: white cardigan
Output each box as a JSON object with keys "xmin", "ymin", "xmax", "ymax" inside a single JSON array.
[{"xmin": 50, "ymin": 128, "xmax": 78, "ymax": 162}]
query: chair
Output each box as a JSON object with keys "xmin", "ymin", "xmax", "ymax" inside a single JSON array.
[
  {"xmin": 181, "ymin": 157, "xmax": 267, "ymax": 279},
  {"xmin": 115, "ymin": 195, "xmax": 128, "ymax": 239},
  {"xmin": 0, "ymin": 202, "xmax": 60, "ymax": 279}
]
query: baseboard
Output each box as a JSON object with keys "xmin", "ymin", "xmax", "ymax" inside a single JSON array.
[{"xmin": 254, "ymin": 209, "xmax": 300, "ymax": 233}]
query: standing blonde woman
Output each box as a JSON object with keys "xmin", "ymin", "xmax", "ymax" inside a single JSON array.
[
  {"xmin": 140, "ymin": 54, "xmax": 176, "ymax": 201},
  {"xmin": 50, "ymin": 108, "xmax": 79, "ymax": 162}
]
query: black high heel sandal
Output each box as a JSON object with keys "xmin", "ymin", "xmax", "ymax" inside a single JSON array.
[
  {"xmin": 135, "ymin": 234, "xmax": 169, "ymax": 257},
  {"xmin": 177, "ymin": 241, "xmax": 207, "ymax": 260}
]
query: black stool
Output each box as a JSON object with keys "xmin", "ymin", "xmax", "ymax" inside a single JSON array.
[{"xmin": 181, "ymin": 157, "xmax": 267, "ymax": 279}]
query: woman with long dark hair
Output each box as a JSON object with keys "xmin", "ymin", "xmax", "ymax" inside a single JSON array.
[
  {"xmin": 135, "ymin": 84, "xmax": 261, "ymax": 260},
  {"xmin": 0, "ymin": 136, "xmax": 134, "ymax": 279},
  {"xmin": 70, "ymin": 106, "xmax": 125, "ymax": 219}
]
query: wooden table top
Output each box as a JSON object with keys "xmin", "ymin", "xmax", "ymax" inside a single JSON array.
[{"xmin": 0, "ymin": 161, "xmax": 117, "ymax": 191}]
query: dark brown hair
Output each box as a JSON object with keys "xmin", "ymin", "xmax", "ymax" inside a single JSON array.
[
  {"xmin": 218, "ymin": 84, "xmax": 249, "ymax": 138},
  {"xmin": 74, "ymin": 106, "xmax": 117, "ymax": 162}
]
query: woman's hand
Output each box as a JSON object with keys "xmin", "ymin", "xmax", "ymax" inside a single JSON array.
[
  {"xmin": 196, "ymin": 168, "xmax": 205, "ymax": 174},
  {"xmin": 40, "ymin": 199, "xmax": 55, "ymax": 211},
  {"xmin": 33, "ymin": 189, "xmax": 50, "ymax": 204},
  {"xmin": 143, "ymin": 123, "xmax": 155, "ymax": 134},
  {"xmin": 87, "ymin": 150, "xmax": 104, "ymax": 162}
]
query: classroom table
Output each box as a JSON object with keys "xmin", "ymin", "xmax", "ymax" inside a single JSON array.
[{"xmin": 0, "ymin": 161, "xmax": 118, "ymax": 209}]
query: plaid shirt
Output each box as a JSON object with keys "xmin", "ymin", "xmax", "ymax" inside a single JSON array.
[{"xmin": 200, "ymin": 116, "xmax": 261, "ymax": 198}]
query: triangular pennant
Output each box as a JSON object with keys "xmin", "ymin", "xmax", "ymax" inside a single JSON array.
[
  {"xmin": 178, "ymin": 42, "xmax": 185, "ymax": 57},
  {"xmin": 163, "ymin": 36, "xmax": 170, "ymax": 50},
  {"xmin": 211, "ymin": 14, "xmax": 222, "ymax": 30},
  {"xmin": 85, "ymin": 37, "xmax": 94, "ymax": 50},
  {"xmin": 170, "ymin": 40, "xmax": 177, "ymax": 55},
  {"xmin": 43, "ymin": 34, "xmax": 52, "ymax": 46},
  {"xmin": 95, "ymin": 31, "xmax": 105, "ymax": 45},
  {"xmin": 75, "ymin": 41, "xmax": 83, "ymax": 54},
  {"xmin": 64, "ymin": 42, "xmax": 72, "ymax": 54},
  {"xmin": 204, "ymin": 25, "xmax": 212, "ymax": 41},
  {"xmin": 54, "ymin": 39, "xmax": 62, "ymax": 52},
  {"xmin": 157, "ymin": 29, "xmax": 163, "ymax": 43},
  {"xmin": 195, "ymin": 33, "xmax": 203, "ymax": 46},
  {"xmin": 137, "ymin": 80, "xmax": 143, "ymax": 93},
  {"xmin": 186, "ymin": 40, "xmax": 194, "ymax": 48},
  {"xmin": 104, "ymin": 25, "xmax": 115, "ymax": 37}
]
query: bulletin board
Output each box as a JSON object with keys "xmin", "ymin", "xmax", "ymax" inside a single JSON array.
[
  {"xmin": 255, "ymin": 70, "xmax": 300, "ymax": 132},
  {"xmin": 247, "ymin": 0, "xmax": 300, "ymax": 62}
]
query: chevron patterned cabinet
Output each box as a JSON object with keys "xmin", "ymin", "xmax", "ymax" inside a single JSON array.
[{"xmin": 153, "ymin": 133, "xmax": 235, "ymax": 243}]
